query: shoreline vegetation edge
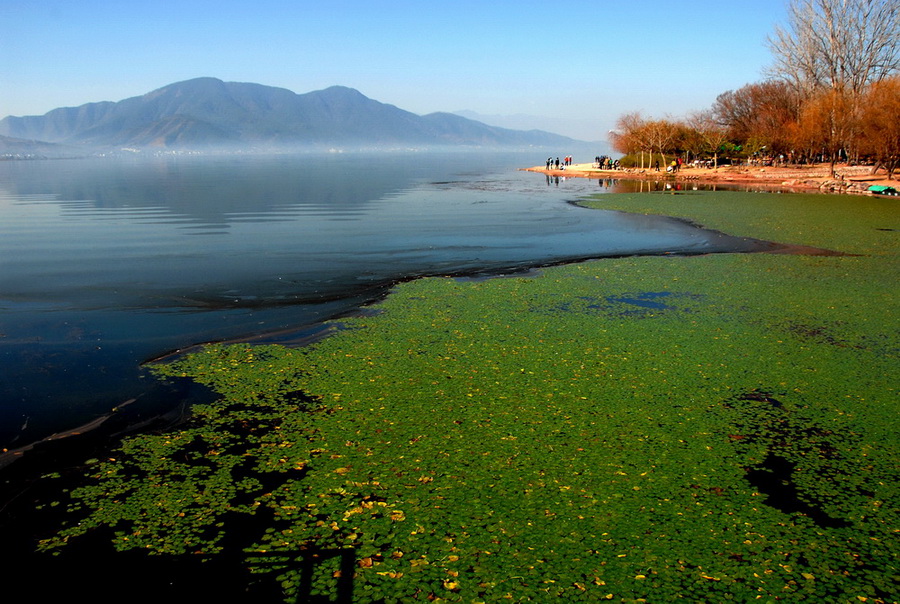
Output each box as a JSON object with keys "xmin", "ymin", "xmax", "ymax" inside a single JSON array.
[{"xmin": 523, "ymin": 161, "xmax": 897, "ymax": 194}]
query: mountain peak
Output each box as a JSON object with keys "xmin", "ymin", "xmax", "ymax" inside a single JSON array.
[
  {"xmin": 142, "ymin": 77, "xmax": 229, "ymax": 101},
  {"xmin": 158, "ymin": 76, "xmax": 226, "ymax": 88},
  {"xmin": 318, "ymin": 85, "xmax": 365, "ymax": 95}
]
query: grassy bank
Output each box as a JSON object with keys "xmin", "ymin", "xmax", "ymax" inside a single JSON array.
[{"xmin": 44, "ymin": 191, "xmax": 899, "ymax": 602}]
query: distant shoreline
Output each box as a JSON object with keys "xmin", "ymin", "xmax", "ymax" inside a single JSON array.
[{"xmin": 522, "ymin": 161, "xmax": 896, "ymax": 195}]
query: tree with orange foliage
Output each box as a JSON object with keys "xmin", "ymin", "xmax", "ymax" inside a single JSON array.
[
  {"xmin": 857, "ymin": 76, "xmax": 900, "ymax": 179},
  {"xmin": 610, "ymin": 112, "xmax": 653, "ymax": 169},
  {"xmin": 766, "ymin": 0, "xmax": 898, "ymax": 175},
  {"xmin": 791, "ymin": 89, "xmax": 857, "ymax": 177},
  {"xmin": 714, "ymin": 80, "xmax": 800, "ymax": 156}
]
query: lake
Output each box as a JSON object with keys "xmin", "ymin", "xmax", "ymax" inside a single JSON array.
[{"xmin": 0, "ymin": 151, "xmax": 770, "ymax": 456}]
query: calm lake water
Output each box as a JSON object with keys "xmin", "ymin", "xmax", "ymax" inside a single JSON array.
[{"xmin": 0, "ymin": 152, "xmax": 768, "ymax": 455}]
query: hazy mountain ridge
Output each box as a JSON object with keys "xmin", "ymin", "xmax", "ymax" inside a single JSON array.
[
  {"xmin": 453, "ymin": 110, "xmax": 608, "ymax": 150},
  {"xmin": 0, "ymin": 134, "xmax": 84, "ymax": 158},
  {"xmin": 0, "ymin": 78, "xmax": 582, "ymax": 151}
]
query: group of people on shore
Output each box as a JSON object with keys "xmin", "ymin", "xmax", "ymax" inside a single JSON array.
[
  {"xmin": 545, "ymin": 156, "xmax": 574, "ymax": 170},
  {"xmin": 654, "ymin": 157, "xmax": 683, "ymax": 172},
  {"xmin": 544, "ymin": 155, "xmax": 623, "ymax": 171},
  {"xmin": 594, "ymin": 155, "xmax": 620, "ymax": 170}
]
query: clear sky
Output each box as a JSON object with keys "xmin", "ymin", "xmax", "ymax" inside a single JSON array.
[{"xmin": 1, "ymin": 0, "xmax": 788, "ymax": 141}]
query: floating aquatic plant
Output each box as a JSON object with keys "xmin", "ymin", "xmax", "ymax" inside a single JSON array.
[{"xmin": 42, "ymin": 191, "xmax": 899, "ymax": 602}]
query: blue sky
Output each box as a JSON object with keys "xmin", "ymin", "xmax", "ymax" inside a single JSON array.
[{"xmin": 1, "ymin": 0, "xmax": 788, "ymax": 140}]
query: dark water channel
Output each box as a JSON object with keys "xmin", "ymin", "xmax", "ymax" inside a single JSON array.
[{"xmin": 0, "ymin": 152, "xmax": 774, "ymax": 460}]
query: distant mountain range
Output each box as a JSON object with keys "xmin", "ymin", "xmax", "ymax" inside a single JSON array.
[
  {"xmin": 0, "ymin": 134, "xmax": 84, "ymax": 158},
  {"xmin": 0, "ymin": 78, "xmax": 583, "ymax": 153}
]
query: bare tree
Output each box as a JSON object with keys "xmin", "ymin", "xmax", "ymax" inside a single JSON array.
[
  {"xmin": 688, "ymin": 110, "xmax": 731, "ymax": 168},
  {"xmin": 644, "ymin": 119, "xmax": 679, "ymax": 170},
  {"xmin": 677, "ymin": 118, "xmax": 705, "ymax": 165},
  {"xmin": 767, "ymin": 0, "xmax": 900, "ymax": 95}
]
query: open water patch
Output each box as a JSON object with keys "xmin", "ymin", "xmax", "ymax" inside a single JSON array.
[{"xmin": 532, "ymin": 291, "xmax": 705, "ymax": 319}]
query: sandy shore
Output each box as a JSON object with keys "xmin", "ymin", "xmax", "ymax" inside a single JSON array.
[{"xmin": 523, "ymin": 162, "xmax": 897, "ymax": 194}]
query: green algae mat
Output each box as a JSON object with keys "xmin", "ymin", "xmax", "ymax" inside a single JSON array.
[{"xmin": 43, "ymin": 191, "xmax": 899, "ymax": 602}]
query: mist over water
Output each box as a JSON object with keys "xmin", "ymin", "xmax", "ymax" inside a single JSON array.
[{"xmin": 0, "ymin": 152, "xmax": 768, "ymax": 452}]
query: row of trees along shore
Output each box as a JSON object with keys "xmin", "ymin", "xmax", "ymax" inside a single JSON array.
[{"xmin": 610, "ymin": 0, "xmax": 900, "ymax": 179}]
